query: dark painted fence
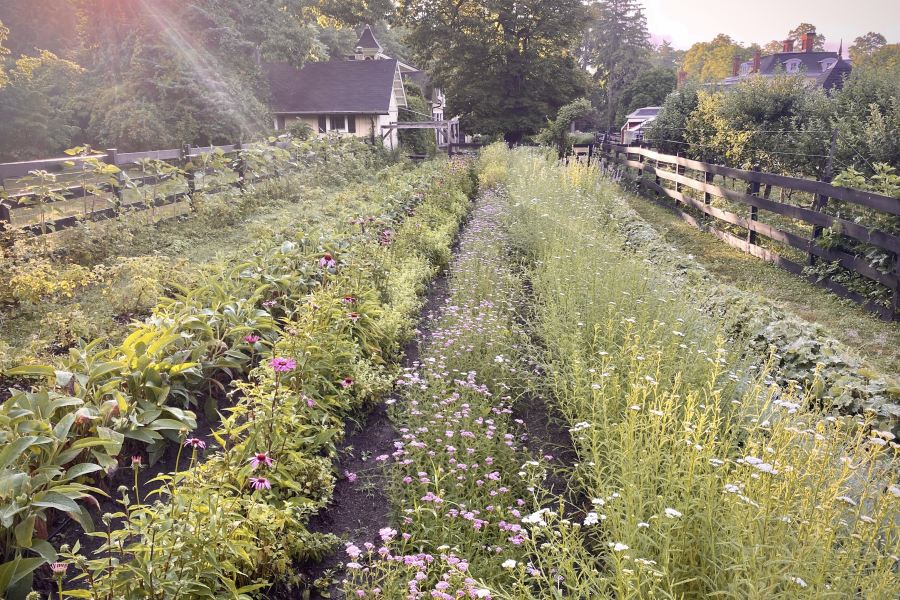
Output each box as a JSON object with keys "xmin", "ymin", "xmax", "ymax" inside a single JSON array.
[{"xmin": 595, "ymin": 142, "xmax": 900, "ymax": 321}]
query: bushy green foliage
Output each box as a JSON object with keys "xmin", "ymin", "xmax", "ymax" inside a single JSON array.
[
  {"xmin": 536, "ymin": 98, "xmax": 592, "ymax": 157},
  {"xmin": 614, "ymin": 65, "xmax": 676, "ymax": 126},
  {"xmin": 398, "ymin": 82, "xmax": 437, "ymax": 156}
]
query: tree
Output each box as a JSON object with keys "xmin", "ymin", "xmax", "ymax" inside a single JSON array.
[
  {"xmin": 397, "ymin": 0, "xmax": 590, "ymax": 143},
  {"xmin": 650, "ymin": 40, "xmax": 685, "ymax": 71},
  {"xmin": 536, "ymin": 98, "xmax": 592, "ymax": 157},
  {"xmin": 849, "ymin": 32, "xmax": 888, "ymax": 63},
  {"xmin": 852, "ymin": 44, "xmax": 900, "ymax": 72},
  {"xmin": 0, "ymin": 0, "xmax": 77, "ymax": 58},
  {"xmin": 615, "ymin": 66, "xmax": 676, "ymax": 125},
  {"xmin": 683, "ymin": 34, "xmax": 759, "ymax": 82},
  {"xmin": 787, "ymin": 23, "xmax": 825, "ymax": 51},
  {"xmin": 764, "ymin": 40, "xmax": 783, "ymax": 54},
  {"xmin": 0, "ymin": 19, "xmax": 9, "ymax": 89},
  {"xmin": 0, "ymin": 51, "xmax": 84, "ymax": 161},
  {"xmin": 584, "ymin": 0, "xmax": 651, "ymax": 135}
]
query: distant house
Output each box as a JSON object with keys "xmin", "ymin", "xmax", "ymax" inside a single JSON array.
[
  {"xmin": 264, "ymin": 59, "xmax": 407, "ymax": 147},
  {"xmin": 620, "ymin": 107, "xmax": 660, "ymax": 144},
  {"xmin": 265, "ymin": 26, "xmax": 445, "ymax": 146},
  {"xmin": 720, "ymin": 33, "xmax": 852, "ymax": 93}
]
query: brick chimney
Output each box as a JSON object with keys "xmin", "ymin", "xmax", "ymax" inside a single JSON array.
[
  {"xmin": 801, "ymin": 32, "xmax": 816, "ymax": 52},
  {"xmin": 733, "ymin": 55, "xmax": 741, "ymax": 77},
  {"xmin": 752, "ymin": 50, "xmax": 761, "ymax": 73},
  {"xmin": 783, "ymin": 39, "xmax": 794, "ymax": 53},
  {"xmin": 677, "ymin": 70, "xmax": 687, "ymax": 88}
]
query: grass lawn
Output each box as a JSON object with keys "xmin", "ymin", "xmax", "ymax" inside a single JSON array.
[{"xmin": 623, "ymin": 191, "xmax": 900, "ymax": 378}]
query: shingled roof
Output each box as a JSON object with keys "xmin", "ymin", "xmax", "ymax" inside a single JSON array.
[
  {"xmin": 356, "ymin": 26, "xmax": 382, "ymax": 51},
  {"xmin": 815, "ymin": 59, "xmax": 853, "ymax": 92},
  {"xmin": 264, "ymin": 59, "xmax": 399, "ymax": 114}
]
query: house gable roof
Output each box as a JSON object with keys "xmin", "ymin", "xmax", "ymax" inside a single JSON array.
[
  {"xmin": 264, "ymin": 59, "xmax": 400, "ymax": 114},
  {"xmin": 815, "ymin": 59, "xmax": 853, "ymax": 92},
  {"xmin": 356, "ymin": 26, "xmax": 382, "ymax": 51}
]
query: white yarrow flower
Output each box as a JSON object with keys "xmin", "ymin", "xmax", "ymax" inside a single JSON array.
[
  {"xmin": 502, "ymin": 559, "xmax": 517, "ymax": 569},
  {"xmin": 610, "ymin": 543, "xmax": 629, "ymax": 552},
  {"xmin": 791, "ymin": 577, "xmax": 808, "ymax": 588},
  {"xmin": 664, "ymin": 508, "xmax": 682, "ymax": 519}
]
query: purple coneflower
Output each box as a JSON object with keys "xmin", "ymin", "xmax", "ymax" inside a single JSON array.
[
  {"xmin": 341, "ymin": 296, "xmax": 357, "ymax": 303},
  {"xmin": 50, "ymin": 563, "xmax": 68, "ymax": 575},
  {"xmin": 131, "ymin": 455, "xmax": 142, "ymax": 466},
  {"xmin": 341, "ymin": 377, "xmax": 354, "ymax": 388},
  {"xmin": 245, "ymin": 334, "xmax": 260, "ymax": 343},
  {"xmin": 249, "ymin": 452, "xmax": 274, "ymax": 469},
  {"xmin": 268, "ymin": 357, "xmax": 296, "ymax": 372},
  {"xmin": 184, "ymin": 438, "xmax": 206, "ymax": 450},
  {"xmin": 347, "ymin": 313, "xmax": 360, "ymax": 323},
  {"xmin": 250, "ymin": 477, "xmax": 271, "ymax": 490},
  {"xmin": 320, "ymin": 253, "xmax": 336, "ymax": 268},
  {"xmin": 263, "ymin": 300, "xmax": 276, "ymax": 307}
]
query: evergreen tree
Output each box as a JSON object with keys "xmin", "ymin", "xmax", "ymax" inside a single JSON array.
[
  {"xmin": 398, "ymin": 0, "xmax": 590, "ymax": 143},
  {"xmin": 583, "ymin": 0, "xmax": 651, "ymax": 135}
]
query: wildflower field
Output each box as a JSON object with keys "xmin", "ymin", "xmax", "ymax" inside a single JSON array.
[{"xmin": 4, "ymin": 144, "xmax": 900, "ymax": 600}]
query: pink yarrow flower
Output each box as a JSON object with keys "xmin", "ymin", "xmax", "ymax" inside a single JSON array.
[
  {"xmin": 184, "ymin": 438, "xmax": 206, "ymax": 449},
  {"xmin": 269, "ymin": 357, "xmax": 296, "ymax": 372},
  {"xmin": 249, "ymin": 452, "xmax": 274, "ymax": 469},
  {"xmin": 249, "ymin": 477, "xmax": 271, "ymax": 490}
]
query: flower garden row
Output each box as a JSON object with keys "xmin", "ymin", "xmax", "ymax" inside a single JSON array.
[
  {"xmin": 343, "ymin": 145, "xmax": 900, "ymax": 599},
  {"xmin": 0, "ymin": 157, "xmax": 477, "ymax": 599}
]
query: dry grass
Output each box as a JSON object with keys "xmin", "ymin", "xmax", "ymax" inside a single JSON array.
[{"xmin": 623, "ymin": 191, "xmax": 900, "ymax": 378}]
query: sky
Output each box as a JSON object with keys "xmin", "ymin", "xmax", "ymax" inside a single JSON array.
[{"xmin": 644, "ymin": 0, "xmax": 900, "ymax": 56}]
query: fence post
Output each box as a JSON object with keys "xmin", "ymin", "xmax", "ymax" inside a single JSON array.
[
  {"xmin": 704, "ymin": 167, "xmax": 713, "ymax": 205},
  {"xmin": 105, "ymin": 148, "xmax": 122, "ymax": 218},
  {"xmin": 183, "ymin": 144, "xmax": 196, "ymax": 210},
  {"xmin": 0, "ymin": 200, "xmax": 9, "ymax": 233},
  {"xmin": 808, "ymin": 130, "xmax": 838, "ymax": 266},
  {"xmin": 236, "ymin": 142, "xmax": 247, "ymax": 190},
  {"xmin": 748, "ymin": 166, "xmax": 760, "ymax": 245},
  {"xmin": 674, "ymin": 152, "xmax": 685, "ymax": 205}
]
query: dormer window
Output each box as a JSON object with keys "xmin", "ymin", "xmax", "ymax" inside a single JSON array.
[
  {"xmin": 820, "ymin": 58, "xmax": 836, "ymax": 71},
  {"xmin": 740, "ymin": 63, "xmax": 749, "ymax": 76},
  {"xmin": 784, "ymin": 59, "xmax": 802, "ymax": 73}
]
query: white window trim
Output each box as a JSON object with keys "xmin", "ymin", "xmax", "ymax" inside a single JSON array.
[
  {"xmin": 820, "ymin": 58, "xmax": 836, "ymax": 71},
  {"xmin": 328, "ymin": 115, "xmax": 349, "ymax": 133},
  {"xmin": 784, "ymin": 59, "xmax": 802, "ymax": 73}
]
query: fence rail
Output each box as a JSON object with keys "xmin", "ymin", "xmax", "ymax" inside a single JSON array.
[
  {"xmin": 595, "ymin": 142, "xmax": 900, "ymax": 321},
  {"xmin": 0, "ymin": 140, "xmax": 299, "ymax": 235}
]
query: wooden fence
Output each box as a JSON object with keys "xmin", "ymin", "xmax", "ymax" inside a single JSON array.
[
  {"xmin": 0, "ymin": 140, "xmax": 297, "ymax": 236},
  {"xmin": 595, "ymin": 142, "xmax": 900, "ymax": 321}
]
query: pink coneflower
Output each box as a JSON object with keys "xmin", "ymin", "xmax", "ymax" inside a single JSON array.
[
  {"xmin": 50, "ymin": 563, "xmax": 68, "ymax": 575},
  {"xmin": 268, "ymin": 357, "xmax": 296, "ymax": 372},
  {"xmin": 320, "ymin": 253, "xmax": 336, "ymax": 268},
  {"xmin": 347, "ymin": 313, "xmax": 360, "ymax": 323},
  {"xmin": 341, "ymin": 296, "xmax": 357, "ymax": 303},
  {"xmin": 184, "ymin": 438, "xmax": 206, "ymax": 450},
  {"xmin": 244, "ymin": 334, "xmax": 260, "ymax": 343},
  {"xmin": 263, "ymin": 300, "xmax": 276, "ymax": 307},
  {"xmin": 249, "ymin": 477, "xmax": 271, "ymax": 490},
  {"xmin": 131, "ymin": 455, "xmax": 142, "ymax": 466},
  {"xmin": 341, "ymin": 377, "xmax": 354, "ymax": 388},
  {"xmin": 249, "ymin": 452, "xmax": 274, "ymax": 469}
]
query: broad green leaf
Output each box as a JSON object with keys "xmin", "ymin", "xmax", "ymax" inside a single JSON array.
[
  {"xmin": 32, "ymin": 491, "xmax": 80, "ymax": 513},
  {"xmin": 0, "ymin": 437, "xmax": 40, "ymax": 471}
]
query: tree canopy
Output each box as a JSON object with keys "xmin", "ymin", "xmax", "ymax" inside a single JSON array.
[
  {"xmin": 787, "ymin": 23, "xmax": 825, "ymax": 51},
  {"xmin": 397, "ymin": 0, "xmax": 590, "ymax": 143},
  {"xmin": 850, "ymin": 32, "xmax": 888, "ymax": 63},
  {"xmin": 683, "ymin": 34, "xmax": 760, "ymax": 82},
  {"xmin": 582, "ymin": 0, "xmax": 651, "ymax": 134}
]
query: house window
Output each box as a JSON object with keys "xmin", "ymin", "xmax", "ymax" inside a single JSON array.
[
  {"xmin": 784, "ymin": 59, "xmax": 802, "ymax": 73},
  {"xmin": 740, "ymin": 64, "xmax": 749, "ymax": 76},
  {"xmin": 820, "ymin": 59, "xmax": 836, "ymax": 71}
]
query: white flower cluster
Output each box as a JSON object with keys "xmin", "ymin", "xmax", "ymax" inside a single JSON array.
[
  {"xmin": 569, "ymin": 421, "xmax": 592, "ymax": 433},
  {"xmin": 583, "ymin": 512, "xmax": 606, "ymax": 526}
]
